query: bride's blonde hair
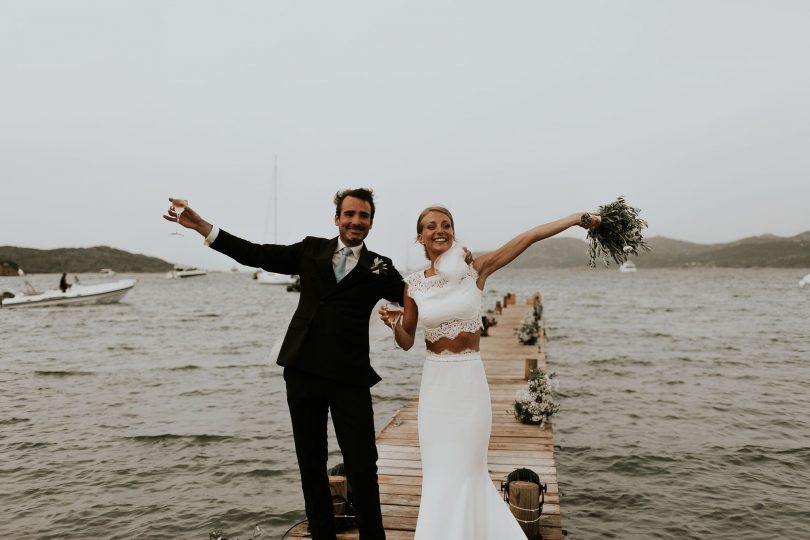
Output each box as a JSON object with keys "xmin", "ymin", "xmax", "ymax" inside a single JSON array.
[{"xmin": 416, "ymin": 206, "xmax": 455, "ymax": 258}]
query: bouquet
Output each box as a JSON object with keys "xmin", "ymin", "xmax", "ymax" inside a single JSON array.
[
  {"xmin": 512, "ymin": 368, "xmax": 559, "ymax": 425},
  {"xmin": 584, "ymin": 196, "xmax": 649, "ymax": 267}
]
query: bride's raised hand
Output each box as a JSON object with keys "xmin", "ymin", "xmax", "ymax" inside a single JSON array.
[
  {"xmin": 577, "ymin": 213, "xmax": 602, "ymax": 230},
  {"xmin": 462, "ymin": 246, "xmax": 475, "ymax": 265}
]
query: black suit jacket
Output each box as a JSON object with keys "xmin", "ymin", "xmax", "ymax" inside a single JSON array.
[{"xmin": 211, "ymin": 230, "xmax": 404, "ymax": 386}]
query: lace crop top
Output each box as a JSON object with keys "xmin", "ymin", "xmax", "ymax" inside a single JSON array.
[{"xmin": 405, "ymin": 264, "xmax": 483, "ymax": 342}]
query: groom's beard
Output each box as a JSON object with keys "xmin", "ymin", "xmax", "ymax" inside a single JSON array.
[{"xmin": 342, "ymin": 226, "xmax": 369, "ymax": 246}]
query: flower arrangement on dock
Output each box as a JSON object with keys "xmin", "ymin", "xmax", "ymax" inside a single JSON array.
[
  {"xmin": 512, "ymin": 368, "xmax": 559, "ymax": 426},
  {"xmin": 584, "ymin": 196, "xmax": 650, "ymax": 267},
  {"xmin": 516, "ymin": 315, "xmax": 539, "ymax": 345}
]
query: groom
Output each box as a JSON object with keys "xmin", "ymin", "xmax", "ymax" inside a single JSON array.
[{"xmin": 165, "ymin": 188, "xmax": 403, "ymax": 540}]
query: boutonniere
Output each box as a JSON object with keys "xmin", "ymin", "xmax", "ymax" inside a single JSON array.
[{"xmin": 370, "ymin": 257, "xmax": 390, "ymax": 275}]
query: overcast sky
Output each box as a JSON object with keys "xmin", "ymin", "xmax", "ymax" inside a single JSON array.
[{"xmin": 1, "ymin": 1, "xmax": 807, "ymax": 270}]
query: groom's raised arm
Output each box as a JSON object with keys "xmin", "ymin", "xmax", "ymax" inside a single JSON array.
[{"xmin": 210, "ymin": 229, "xmax": 303, "ymax": 275}]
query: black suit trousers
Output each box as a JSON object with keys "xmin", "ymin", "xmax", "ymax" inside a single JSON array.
[{"xmin": 284, "ymin": 367, "xmax": 385, "ymax": 540}]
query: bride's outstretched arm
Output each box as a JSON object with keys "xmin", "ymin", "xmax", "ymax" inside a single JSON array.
[{"xmin": 473, "ymin": 212, "xmax": 600, "ymax": 286}]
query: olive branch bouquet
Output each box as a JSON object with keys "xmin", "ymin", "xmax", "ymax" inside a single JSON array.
[{"xmin": 584, "ymin": 196, "xmax": 650, "ymax": 267}]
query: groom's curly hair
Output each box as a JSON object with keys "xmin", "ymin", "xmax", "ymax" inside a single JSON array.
[{"xmin": 334, "ymin": 188, "xmax": 375, "ymax": 221}]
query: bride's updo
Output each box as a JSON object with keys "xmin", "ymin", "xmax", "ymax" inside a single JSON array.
[{"xmin": 416, "ymin": 206, "xmax": 455, "ymax": 258}]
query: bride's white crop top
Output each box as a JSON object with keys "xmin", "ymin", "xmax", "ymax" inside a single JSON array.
[{"xmin": 404, "ymin": 264, "xmax": 483, "ymax": 342}]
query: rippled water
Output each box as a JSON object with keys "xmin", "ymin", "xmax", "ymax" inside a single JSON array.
[
  {"xmin": 1, "ymin": 269, "xmax": 808, "ymax": 539},
  {"xmin": 498, "ymin": 268, "xmax": 810, "ymax": 540}
]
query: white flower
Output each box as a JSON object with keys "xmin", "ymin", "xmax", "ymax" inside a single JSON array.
[
  {"xmin": 513, "ymin": 366, "xmax": 560, "ymax": 424},
  {"xmin": 370, "ymin": 257, "xmax": 389, "ymax": 274},
  {"xmin": 516, "ymin": 315, "xmax": 539, "ymax": 345}
]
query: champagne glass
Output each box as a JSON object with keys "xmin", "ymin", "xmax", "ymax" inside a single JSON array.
[
  {"xmin": 384, "ymin": 302, "xmax": 403, "ymax": 349},
  {"xmin": 169, "ymin": 199, "xmax": 188, "ymax": 237}
]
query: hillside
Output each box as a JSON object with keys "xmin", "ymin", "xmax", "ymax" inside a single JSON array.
[
  {"xmin": 3, "ymin": 231, "xmax": 809, "ymax": 273},
  {"xmin": 0, "ymin": 246, "xmax": 174, "ymax": 274},
  {"xmin": 502, "ymin": 231, "xmax": 810, "ymax": 269}
]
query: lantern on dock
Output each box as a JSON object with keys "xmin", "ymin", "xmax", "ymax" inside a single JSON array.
[{"xmin": 501, "ymin": 468, "xmax": 548, "ymax": 540}]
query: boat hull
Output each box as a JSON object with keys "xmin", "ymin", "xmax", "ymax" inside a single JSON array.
[
  {"xmin": 256, "ymin": 271, "xmax": 293, "ymax": 285},
  {"xmin": 166, "ymin": 268, "xmax": 207, "ymax": 279},
  {"xmin": 1, "ymin": 279, "xmax": 136, "ymax": 309}
]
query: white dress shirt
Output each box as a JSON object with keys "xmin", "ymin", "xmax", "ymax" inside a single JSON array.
[
  {"xmin": 204, "ymin": 227, "xmax": 220, "ymax": 247},
  {"xmin": 333, "ymin": 238, "xmax": 363, "ymax": 276}
]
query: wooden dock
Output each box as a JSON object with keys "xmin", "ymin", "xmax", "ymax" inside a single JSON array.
[{"xmin": 289, "ymin": 296, "xmax": 562, "ymax": 539}]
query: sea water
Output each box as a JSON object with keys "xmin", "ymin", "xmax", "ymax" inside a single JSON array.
[{"xmin": 1, "ymin": 268, "xmax": 807, "ymax": 539}]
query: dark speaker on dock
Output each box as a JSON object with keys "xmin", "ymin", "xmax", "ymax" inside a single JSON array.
[{"xmin": 502, "ymin": 467, "xmax": 548, "ymax": 540}]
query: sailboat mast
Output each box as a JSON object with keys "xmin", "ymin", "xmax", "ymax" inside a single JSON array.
[{"xmin": 273, "ymin": 155, "xmax": 278, "ymax": 243}]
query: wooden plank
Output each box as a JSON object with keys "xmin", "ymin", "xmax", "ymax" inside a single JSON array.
[{"xmin": 288, "ymin": 296, "xmax": 563, "ymax": 538}]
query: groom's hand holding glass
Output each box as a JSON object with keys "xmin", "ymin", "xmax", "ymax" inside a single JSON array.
[{"xmin": 162, "ymin": 197, "xmax": 214, "ymax": 238}]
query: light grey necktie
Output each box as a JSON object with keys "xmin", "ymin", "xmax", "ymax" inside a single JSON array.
[{"xmin": 334, "ymin": 247, "xmax": 352, "ymax": 282}]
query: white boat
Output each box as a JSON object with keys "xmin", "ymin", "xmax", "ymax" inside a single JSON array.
[
  {"xmin": 100, "ymin": 268, "xmax": 116, "ymax": 277},
  {"xmin": 256, "ymin": 270, "xmax": 294, "ymax": 285},
  {"xmin": 800, "ymin": 273, "xmax": 810, "ymax": 288},
  {"xmin": 619, "ymin": 261, "xmax": 637, "ymax": 273},
  {"xmin": 166, "ymin": 266, "xmax": 207, "ymax": 279},
  {"xmin": 1, "ymin": 279, "xmax": 136, "ymax": 309}
]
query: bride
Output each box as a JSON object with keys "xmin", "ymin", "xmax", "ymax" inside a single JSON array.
[{"xmin": 380, "ymin": 206, "xmax": 600, "ymax": 539}]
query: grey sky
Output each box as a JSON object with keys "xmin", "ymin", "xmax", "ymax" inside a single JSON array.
[{"xmin": 2, "ymin": 1, "xmax": 808, "ymax": 271}]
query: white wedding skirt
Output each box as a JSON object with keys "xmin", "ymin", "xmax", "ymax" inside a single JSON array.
[{"xmin": 416, "ymin": 351, "xmax": 527, "ymax": 540}]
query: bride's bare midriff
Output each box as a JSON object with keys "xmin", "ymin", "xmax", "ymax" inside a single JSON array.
[{"xmin": 425, "ymin": 331, "xmax": 480, "ymax": 354}]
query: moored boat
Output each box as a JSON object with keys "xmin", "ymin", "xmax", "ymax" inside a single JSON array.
[
  {"xmin": 800, "ymin": 273, "xmax": 810, "ymax": 288},
  {"xmin": 256, "ymin": 270, "xmax": 294, "ymax": 285},
  {"xmin": 619, "ymin": 261, "xmax": 637, "ymax": 273},
  {"xmin": 166, "ymin": 267, "xmax": 207, "ymax": 279},
  {"xmin": 1, "ymin": 279, "xmax": 136, "ymax": 309}
]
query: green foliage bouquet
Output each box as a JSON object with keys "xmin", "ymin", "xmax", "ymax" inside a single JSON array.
[
  {"xmin": 584, "ymin": 196, "xmax": 650, "ymax": 267},
  {"xmin": 513, "ymin": 368, "xmax": 560, "ymax": 425}
]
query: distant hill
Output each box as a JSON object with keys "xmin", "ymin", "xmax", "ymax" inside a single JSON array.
[
  {"xmin": 0, "ymin": 245, "xmax": 173, "ymax": 274},
  {"xmin": 498, "ymin": 231, "xmax": 810, "ymax": 269}
]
